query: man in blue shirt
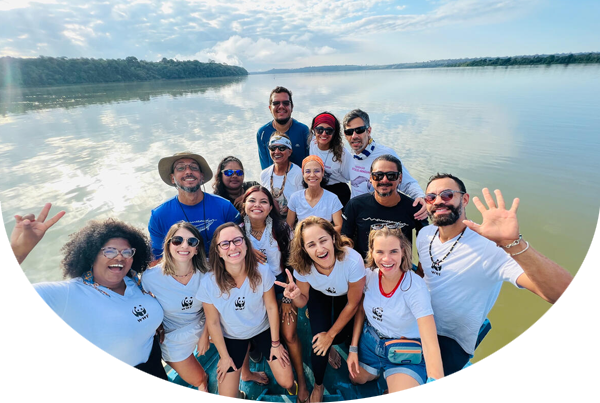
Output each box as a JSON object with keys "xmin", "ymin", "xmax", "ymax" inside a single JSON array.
[
  {"xmin": 148, "ymin": 151, "xmax": 240, "ymax": 261},
  {"xmin": 257, "ymin": 86, "xmax": 310, "ymax": 169}
]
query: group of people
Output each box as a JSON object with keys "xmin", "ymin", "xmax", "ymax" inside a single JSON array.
[{"xmin": 10, "ymin": 86, "xmax": 573, "ymax": 401}]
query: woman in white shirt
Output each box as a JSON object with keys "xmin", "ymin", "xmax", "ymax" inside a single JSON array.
[
  {"xmin": 346, "ymin": 226, "xmax": 444, "ymax": 392},
  {"xmin": 277, "ymin": 217, "xmax": 366, "ymax": 403},
  {"xmin": 197, "ymin": 222, "xmax": 294, "ymax": 398},
  {"xmin": 308, "ymin": 112, "xmax": 352, "ymax": 206},
  {"xmin": 286, "ymin": 155, "xmax": 343, "ymax": 233},
  {"xmin": 141, "ymin": 221, "xmax": 210, "ymax": 391}
]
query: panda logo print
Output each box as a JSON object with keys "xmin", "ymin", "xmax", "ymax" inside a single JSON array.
[
  {"xmin": 234, "ymin": 296, "xmax": 246, "ymax": 311},
  {"xmin": 132, "ymin": 305, "xmax": 149, "ymax": 322},
  {"xmin": 181, "ymin": 297, "xmax": 194, "ymax": 310},
  {"xmin": 372, "ymin": 306, "xmax": 383, "ymax": 322}
]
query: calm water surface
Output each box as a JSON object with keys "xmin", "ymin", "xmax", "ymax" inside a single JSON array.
[{"xmin": 1, "ymin": 65, "xmax": 599, "ymax": 363}]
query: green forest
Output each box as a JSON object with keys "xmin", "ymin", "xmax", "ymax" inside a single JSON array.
[
  {"xmin": 446, "ymin": 53, "xmax": 600, "ymax": 67},
  {"xmin": 0, "ymin": 56, "xmax": 248, "ymax": 88}
]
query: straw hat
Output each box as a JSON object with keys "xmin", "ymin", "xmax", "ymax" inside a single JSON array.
[{"xmin": 158, "ymin": 151, "xmax": 213, "ymax": 187}]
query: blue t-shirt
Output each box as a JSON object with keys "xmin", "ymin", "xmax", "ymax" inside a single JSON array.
[
  {"xmin": 148, "ymin": 193, "xmax": 241, "ymax": 259},
  {"xmin": 257, "ymin": 118, "xmax": 310, "ymax": 169}
]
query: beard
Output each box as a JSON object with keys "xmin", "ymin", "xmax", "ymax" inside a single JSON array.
[
  {"xmin": 275, "ymin": 116, "xmax": 291, "ymax": 125},
  {"xmin": 374, "ymin": 184, "xmax": 395, "ymax": 197},
  {"xmin": 174, "ymin": 177, "xmax": 201, "ymax": 193},
  {"xmin": 428, "ymin": 201, "xmax": 462, "ymax": 226}
]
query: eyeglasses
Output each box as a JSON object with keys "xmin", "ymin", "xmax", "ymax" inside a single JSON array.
[
  {"xmin": 370, "ymin": 223, "xmax": 404, "ymax": 231},
  {"xmin": 217, "ymin": 236, "xmax": 245, "ymax": 250},
  {"xmin": 371, "ymin": 171, "xmax": 400, "ymax": 181},
  {"xmin": 344, "ymin": 126, "xmax": 368, "ymax": 136},
  {"xmin": 101, "ymin": 247, "xmax": 136, "ymax": 259},
  {"xmin": 424, "ymin": 189, "xmax": 466, "ymax": 204},
  {"xmin": 169, "ymin": 236, "xmax": 200, "ymax": 247},
  {"xmin": 271, "ymin": 100, "xmax": 291, "ymax": 107},
  {"xmin": 222, "ymin": 169, "xmax": 244, "ymax": 177},
  {"xmin": 174, "ymin": 163, "xmax": 200, "ymax": 172},
  {"xmin": 314, "ymin": 126, "xmax": 334, "ymax": 136},
  {"xmin": 269, "ymin": 145, "xmax": 289, "ymax": 152}
]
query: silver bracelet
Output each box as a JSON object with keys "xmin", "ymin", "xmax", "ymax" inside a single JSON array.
[
  {"xmin": 504, "ymin": 234, "xmax": 522, "ymax": 248},
  {"xmin": 349, "ymin": 345, "xmax": 358, "ymax": 354},
  {"xmin": 281, "ymin": 296, "xmax": 293, "ymax": 304},
  {"xmin": 510, "ymin": 240, "xmax": 530, "ymax": 256}
]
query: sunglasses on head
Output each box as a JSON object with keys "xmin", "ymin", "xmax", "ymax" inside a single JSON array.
[
  {"xmin": 344, "ymin": 126, "xmax": 368, "ymax": 136},
  {"xmin": 101, "ymin": 247, "xmax": 136, "ymax": 259},
  {"xmin": 424, "ymin": 189, "xmax": 466, "ymax": 204},
  {"xmin": 370, "ymin": 222, "xmax": 404, "ymax": 231},
  {"xmin": 314, "ymin": 126, "xmax": 334, "ymax": 136},
  {"xmin": 217, "ymin": 236, "xmax": 244, "ymax": 250},
  {"xmin": 222, "ymin": 169, "xmax": 244, "ymax": 177},
  {"xmin": 371, "ymin": 171, "xmax": 400, "ymax": 181},
  {"xmin": 169, "ymin": 236, "xmax": 200, "ymax": 247},
  {"xmin": 271, "ymin": 100, "xmax": 291, "ymax": 107},
  {"xmin": 174, "ymin": 163, "xmax": 200, "ymax": 172},
  {"xmin": 269, "ymin": 145, "xmax": 289, "ymax": 152}
]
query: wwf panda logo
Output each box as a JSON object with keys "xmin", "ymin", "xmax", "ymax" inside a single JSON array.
[
  {"xmin": 132, "ymin": 305, "xmax": 147, "ymax": 317},
  {"xmin": 326, "ymin": 287, "xmax": 336, "ymax": 294},
  {"xmin": 235, "ymin": 297, "xmax": 246, "ymax": 311},
  {"xmin": 372, "ymin": 307, "xmax": 383, "ymax": 322},
  {"xmin": 181, "ymin": 297, "xmax": 194, "ymax": 310}
]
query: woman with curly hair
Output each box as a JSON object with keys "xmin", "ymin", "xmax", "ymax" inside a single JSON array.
[
  {"xmin": 240, "ymin": 185, "xmax": 309, "ymax": 403},
  {"xmin": 277, "ymin": 217, "xmax": 366, "ymax": 402},
  {"xmin": 212, "ymin": 156, "xmax": 259, "ymax": 211},
  {"xmin": 196, "ymin": 222, "xmax": 294, "ymax": 398},
  {"xmin": 141, "ymin": 221, "xmax": 210, "ymax": 391},
  {"xmin": 10, "ymin": 204, "xmax": 166, "ymax": 379},
  {"xmin": 347, "ymin": 226, "xmax": 444, "ymax": 392},
  {"xmin": 308, "ymin": 112, "xmax": 352, "ymax": 206}
]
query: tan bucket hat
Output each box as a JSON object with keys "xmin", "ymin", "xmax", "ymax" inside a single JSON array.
[{"xmin": 158, "ymin": 151, "xmax": 213, "ymax": 187}]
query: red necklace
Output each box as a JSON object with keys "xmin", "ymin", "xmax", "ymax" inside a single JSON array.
[{"xmin": 379, "ymin": 270, "xmax": 404, "ymax": 298}]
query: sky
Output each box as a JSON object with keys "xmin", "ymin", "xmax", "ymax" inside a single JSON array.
[{"xmin": 0, "ymin": 0, "xmax": 598, "ymax": 72}]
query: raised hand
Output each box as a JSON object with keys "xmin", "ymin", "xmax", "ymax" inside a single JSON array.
[
  {"xmin": 10, "ymin": 203, "xmax": 65, "ymax": 264},
  {"xmin": 274, "ymin": 268, "xmax": 302, "ymax": 301},
  {"xmin": 463, "ymin": 188, "xmax": 520, "ymax": 246}
]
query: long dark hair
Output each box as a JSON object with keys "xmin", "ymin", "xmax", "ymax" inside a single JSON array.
[
  {"xmin": 241, "ymin": 185, "xmax": 291, "ymax": 272},
  {"xmin": 310, "ymin": 111, "xmax": 344, "ymax": 162},
  {"xmin": 212, "ymin": 156, "xmax": 245, "ymax": 202}
]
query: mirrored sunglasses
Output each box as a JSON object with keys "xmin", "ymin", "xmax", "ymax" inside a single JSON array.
[
  {"xmin": 370, "ymin": 223, "xmax": 402, "ymax": 231},
  {"xmin": 424, "ymin": 189, "xmax": 466, "ymax": 204},
  {"xmin": 101, "ymin": 247, "xmax": 136, "ymax": 259},
  {"xmin": 222, "ymin": 169, "xmax": 244, "ymax": 177},
  {"xmin": 169, "ymin": 236, "xmax": 200, "ymax": 247}
]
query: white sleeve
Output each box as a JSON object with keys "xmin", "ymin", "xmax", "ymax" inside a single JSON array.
[
  {"xmin": 340, "ymin": 149, "xmax": 353, "ymax": 181},
  {"xmin": 261, "ymin": 264, "xmax": 276, "ymax": 292},
  {"xmin": 348, "ymin": 250, "xmax": 367, "ymax": 283},
  {"xmin": 288, "ymin": 191, "xmax": 299, "ymax": 213},
  {"xmin": 398, "ymin": 165, "xmax": 425, "ymax": 199}
]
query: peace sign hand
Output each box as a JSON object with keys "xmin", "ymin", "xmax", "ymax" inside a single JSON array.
[
  {"xmin": 274, "ymin": 268, "xmax": 302, "ymax": 300},
  {"xmin": 463, "ymin": 188, "xmax": 520, "ymax": 246}
]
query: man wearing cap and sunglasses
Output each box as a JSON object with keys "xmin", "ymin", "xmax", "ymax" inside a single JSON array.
[
  {"xmin": 148, "ymin": 152, "xmax": 241, "ymax": 261},
  {"xmin": 341, "ymin": 154, "xmax": 428, "ymax": 258},
  {"xmin": 415, "ymin": 173, "xmax": 572, "ymax": 377},
  {"xmin": 342, "ymin": 109, "xmax": 427, "ymax": 221},
  {"xmin": 257, "ymin": 86, "xmax": 310, "ymax": 170}
]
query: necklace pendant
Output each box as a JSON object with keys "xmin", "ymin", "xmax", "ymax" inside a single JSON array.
[{"xmin": 431, "ymin": 261, "xmax": 442, "ymax": 272}]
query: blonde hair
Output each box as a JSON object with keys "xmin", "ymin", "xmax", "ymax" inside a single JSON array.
[
  {"xmin": 365, "ymin": 227, "xmax": 412, "ymax": 273},
  {"xmin": 288, "ymin": 216, "xmax": 353, "ymax": 275},
  {"xmin": 160, "ymin": 221, "xmax": 208, "ymax": 276}
]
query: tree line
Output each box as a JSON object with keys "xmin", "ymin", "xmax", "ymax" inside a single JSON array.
[
  {"xmin": 0, "ymin": 56, "xmax": 248, "ymax": 88},
  {"xmin": 446, "ymin": 53, "xmax": 600, "ymax": 67}
]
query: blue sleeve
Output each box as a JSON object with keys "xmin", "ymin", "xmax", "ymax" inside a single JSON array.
[
  {"xmin": 257, "ymin": 126, "xmax": 272, "ymax": 170},
  {"xmin": 34, "ymin": 281, "xmax": 69, "ymax": 317},
  {"xmin": 226, "ymin": 200, "xmax": 241, "ymax": 224},
  {"xmin": 148, "ymin": 210, "xmax": 166, "ymax": 260}
]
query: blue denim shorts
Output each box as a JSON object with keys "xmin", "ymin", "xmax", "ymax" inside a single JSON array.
[{"xmin": 358, "ymin": 321, "xmax": 427, "ymax": 384}]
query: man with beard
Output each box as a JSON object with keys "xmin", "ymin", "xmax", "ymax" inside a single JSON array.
[
  {"xmin": 148, "ymin": 152, "xmax": 240, "ymax": 261},
  {"xmin": 416, "ymin": 173, "xmax": 572, "ymax": 376},
  {"xmin": 257, "ymin": 86, "xmax": 310, "ymax": 169},
  {"xmin": 341, "ymin": 154, "xmax": 428, "ymax": 258}
]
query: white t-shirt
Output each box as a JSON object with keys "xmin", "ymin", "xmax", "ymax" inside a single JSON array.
[
  {"xmin": 260, "ymin": 163, "xmax": 303, "ymax": 214},
  {"xmin": 294, "ymin": 247, "xmax": 366, "ymax": 296},
  {"xmin": 416, "ymin": 225, "xmax": 524, "ymax": 354},
  {"xmin": 141, "ymin": 266, "xmax": 206, "ymax": 334},
  {"xmin": 363, "ymin": 269, "xmax": 433, "ymax": 339},
  {"xmin": 349, "ymin": 142, "xmax": 424, "ymax": 200},
  {"xmin": 243, "ymin": 223, "xmax": 291, "ymax": 277},
  {"xmin": 309, "ymin": 141, "xmax": 352, "ymax": 185},
  {"xmin": 34, "ymin": 276, "xmax": 164, "ymax": 366},
  {"xmin": 287, "ymin": 189, "xmax": 343, "ymax": 223},
  {"xmin": 196, "ymin": 263, "xmax": 275, "ymax": 340}
]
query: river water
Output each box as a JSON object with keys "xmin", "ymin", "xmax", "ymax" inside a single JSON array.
[{"xmin": 1, "ymin": 64, "xmax": 599, "ymax": 363}]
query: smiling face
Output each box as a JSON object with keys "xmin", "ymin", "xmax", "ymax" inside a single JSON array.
[
  {"xmin": 217, "ymin": 226, "xmax": 247, "ymax": 266},
  {"xmin": 314, "ymin": 123, "xmax": 334, "ymax": 149},
  {"xmin": 92, "ymin": 237, "xmax": 133, "ymax": 288},
  {"xmin": 344, "ymin": 117, "xmax": 372, "ymax": 153},
  {"xmin": 269, "ymin": 92, "xmax": 293, "ymax": 125},
  {"xmin": 370, "ymin": 160, "xmax": 402, "ymax": 198},
  {"xmin": 244, "ymin": 190, "xmax": 273, "ymax": 222},
  {"xmin": 168, "ymin": 228, "xmax": 199, "ymax": 264},
  {"xmin": 269, "ymin": 144, "xmax": 292, "ymax": 165},
  {"xmin": 171, "ymin": 158, "xmax": 203, "ymax": 193},
  {"xmin": 302, "ymin": 224, "xmax": 336, "ymax": 269},
  {"xmin": 372, "ymin": 235, "xmax": 403, "ymax": 277},
  {"xmin": 222, "ymin": 161, "xmax": 244, "ymax": 192},
  {"xmin": 426, "ymin": 178, "xmax": 469, "ymax": 226},
  {"xmin": 303, "ymin": 160, "xmax": 324, "ymax": 188}
]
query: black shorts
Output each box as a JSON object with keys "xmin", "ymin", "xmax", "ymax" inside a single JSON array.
[
  {"xmin": 224, "ymin": 328, "xmax": 275, "ymax": 372},
  {"xmin": 273, "ymin": 271, "xmax": 287, "ymax": 300}
]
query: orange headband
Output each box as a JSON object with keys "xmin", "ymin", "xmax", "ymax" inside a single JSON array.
[{"xmin": 302, "ymin": 155, "xmax": 325, "ymax": 171}]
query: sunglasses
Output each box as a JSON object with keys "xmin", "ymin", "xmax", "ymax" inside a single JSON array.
[
  {"xmin": 314, "ymin": 126, "xmax": 334, "ymax": 136},
  {"xmin": 222, "ymin": 169, "xmax": 244, "ymax": 177},
  {"xmin": 424, "ymin": 189, "xmax": 466, "ymax": 204},
  {"xmin": 218, "ymin": 236, "xmax": 244, "ymax": 250},
  {"xmin": 271, "ymin": 100, "xmax": 291, "ymax": 107},
  {"xmin": 169, "ymin": 236, "xmax": 200, "ymax": 247},
  {"xmin": 269, "ymin": 145, "xmax": 289, "ymax": 152},
  {"xmin": 344, "ymin": 126, "xmax": 368, "ymax": 136},
  {"xmin": 174, "ymin": 163, "xmax": 200, "ymax": 172},
  {"xmin": 370, "ymin": 222, "xmax": 405, "ymax": 231},
  {"xmin": 371, "ymin": 171, "xmax": 400, "ymax": 181},
  {"xmin": 101, "ymin": 247, "xmax": 136, "ymax": 259}
]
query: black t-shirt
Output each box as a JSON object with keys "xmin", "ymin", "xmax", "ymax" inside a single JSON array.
[{"xmin": 341, "ymin": 192, "xmax": 428, "ymax": 257}]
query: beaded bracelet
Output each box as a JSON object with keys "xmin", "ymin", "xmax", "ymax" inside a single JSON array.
[
  {"xmin": 281, "ymin": 296, "xmax": 293, "ymax": 304},
  {"xmin": 349, "ymin": 345, "xmax": 358, "ymax": 354},
  {"xmin": 503, "ymin": 234, "xmax": 522, "ymax": 248},
  {"xmin": 509, "ymin": 240, "xmax": 530, "ymax": 256}
]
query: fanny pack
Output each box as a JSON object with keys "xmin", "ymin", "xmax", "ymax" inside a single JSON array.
[{"xmin": 384, "ymin": 338, "xmax": 423, "ymax": 365}]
